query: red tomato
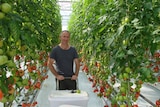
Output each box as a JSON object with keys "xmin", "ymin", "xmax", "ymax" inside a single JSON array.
[
  {"xmin": 156, "ymin": 99, "xmax": 160, "ymax": 105},
  {"xmin": 132, "ymin": 104, "xmax": 138, "ymax": 107},
  {"xmin": 0, "ymin": 90, "xmax": 3, "ymax": 100}
]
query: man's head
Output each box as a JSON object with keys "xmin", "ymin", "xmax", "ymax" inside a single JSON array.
[
  {"xmin": 60, "ymin": 30, "xmax": 70, "ymax": 36},
  {"xmin": 60, "ymin": 30, "xmax": 70, "ymax": 44}
]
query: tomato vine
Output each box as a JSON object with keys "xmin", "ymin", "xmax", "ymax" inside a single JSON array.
[
  {"xmin": 0, "ymin": 0, "xmax": 61, "ymax": 106},
  {"xmin": 69, "ymin": 0, "xmax": 160, "ymax": 106}
]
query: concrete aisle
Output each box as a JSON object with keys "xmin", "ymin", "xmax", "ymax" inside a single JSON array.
[
  {"xmin": 139, "ymin": 83, "xmax": 160, "ymax": 107},
  {"xmin": 36, "ymin": 70, "xmax": 105, "ymax": 107}
]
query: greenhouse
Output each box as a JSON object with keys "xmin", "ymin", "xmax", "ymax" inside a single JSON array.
[{"xmin": 0, "ymin": 0, "xmax": 160, "ymax": 107}]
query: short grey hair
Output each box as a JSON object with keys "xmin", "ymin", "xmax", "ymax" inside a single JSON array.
[{"xmin": 60, "ymin": 30, "xmax": 70, "ymax": 36}]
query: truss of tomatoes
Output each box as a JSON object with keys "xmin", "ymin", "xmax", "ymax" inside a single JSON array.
[{"xmin": 148, "ymin": 51, "xmax": 160, "ymax": 81}]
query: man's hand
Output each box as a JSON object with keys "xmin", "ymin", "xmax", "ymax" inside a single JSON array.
[
  {"xmin": 71, "ymin": 75, "xmax": 78, "ymax": 80},
  {"xmin": 56, "ymin": 75, "xmax": 65, "ymax": 80}
]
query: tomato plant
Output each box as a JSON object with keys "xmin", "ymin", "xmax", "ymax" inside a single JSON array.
[
  {"xmin": 69, "ymin": 0, "xmax": 160, "ymax": 106},
  {"xmin": 0, "ymin": 0, "xmax": 61, "ymax": 106}
]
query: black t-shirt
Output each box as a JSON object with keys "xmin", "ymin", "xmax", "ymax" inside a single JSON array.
[{"xmin": 50, "ymin": 46, "xmax": 78, "ymax": 77}]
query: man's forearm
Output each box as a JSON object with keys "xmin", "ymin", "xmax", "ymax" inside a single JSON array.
[
  {"xmin": 74, "ymin": 59, "xmax": 80, "ymax": 76},
  {"xmin": 48, "ymin": 63, "xmax": 58, "ymax": 77},
  {"xmin": 75, "ymin": 68, "xmax": 79, "ymax": 76}
]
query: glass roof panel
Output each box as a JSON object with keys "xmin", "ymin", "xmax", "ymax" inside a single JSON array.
[{"xmin": 57, "ymin": 0, "xmax": 73, "ymax": 30}]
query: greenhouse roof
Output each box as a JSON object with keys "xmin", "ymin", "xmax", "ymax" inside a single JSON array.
[{"xmin": 58, "ymin": 0, "xmax": 75, "ymax": 30}]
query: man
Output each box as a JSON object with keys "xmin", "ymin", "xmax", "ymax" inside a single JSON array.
[{"xmin": 48, "ymin": 30, "xmax": 80, "ymax": 90}]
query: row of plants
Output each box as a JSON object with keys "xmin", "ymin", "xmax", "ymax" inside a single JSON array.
[
  {"xmin": 0, "ymin": 0, "xmax": 61, "ymax": 106},
  {"xmin": 69, "ymin": 0, "xmax": 160, "ymax": 107}
]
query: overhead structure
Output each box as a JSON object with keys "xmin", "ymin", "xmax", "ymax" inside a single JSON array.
[{"xmin": 58, "ymin": 0, "xmax": 74, "ymax": 30}]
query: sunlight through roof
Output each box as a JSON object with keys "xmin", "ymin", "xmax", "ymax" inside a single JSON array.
[{"xmin": 58, "ymin": 0, "xmax": 74, "ymax": 30}]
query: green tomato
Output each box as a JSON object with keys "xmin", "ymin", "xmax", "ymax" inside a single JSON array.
[
  {"xmin": 122, "ymin": 40, "xmax": 128, "ymax": 45},
  {"xmin": 120, "ymin": 104, "xmax": 126, "ymax": 107},
  {"xmin": 0, "ymin": 12, "xmax": 5, "ymax": 19},
  {"xmin": 7, "ymin": 49, "xmax": 16, "ymax": 57},
  {"xmin": 121, "ymin": 82, "xmax": 127, "ymax": 89},
  {"xmin": 14, "ymin": 77, "xmax": 20, "ymax": 82},
  {"xmin": 16, "ymin": 81, "xmax": 23, "ymax": 87},
  {"xmin": 1, "ymin": 3, "xmax": 12, "ymax": 13},
  {"xmin": 22, "ymin": 79, "xmax": 29, "ymax": 85},
  {"xmin": 0, "ymin": 49, "xmax": 3, "ymax": 55},
  {"xmin": 118, "ymin": 95, "xmax": 124, "ymax": 101},
  {"xmin": 123, "ymin": 73, "xmax": 129, "ymax": 80},
  {"xmin": 124, "ymin": 17, "xmax": 129, "ymax": 23},
  {"xmin": 1, "ymin": 97, "xmax": 7, "ymax": 103},
  {"xmin": 0, "ymin": 55, "xmax": 8, "ymax": 66},
  {"xmin": 7, "ymin": 60, "xmax": 16, "ymax": 68},
  {"xmin": 136, "ymin": 83, "xmax": 142, "ymax": 88},
  {"xmin": 123, "ymin": 96, "xmax": 127, "ymax": 100},
  {"xmin": 8, "ymin": 95, "xmax": 15, "ymax": 102},
  {"xmin": 119, "ymin": 74, "xmax": 123, "ymax": 80},
  {"xmin": 125, "ymin": 67, "xmax": 131, "ymax": 73},
  {"xmin": 0, "ymin": 40, "xmax": 3, "ymax": 47},
  {"xmin": 120, "ymin": 86, "xmax": 126, "ymax": 93}
]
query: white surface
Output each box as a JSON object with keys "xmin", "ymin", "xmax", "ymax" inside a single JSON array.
[
  {"xmin": 139, "ymin": 83, "xmax": 160, "ymax": 107},
  {"xmin": 48, "ymin": 90, "xmax": 88, "ymax": 107},
  {"xmin": 0, "ymin": 103, "xmax": 3, "ymax": 107},
  {"xmin": 49, "ymin": 90, "xmax": 88, "ymax": 98},
  {"xmin": 59, "ymin": 105, "xmax": 81, "ymax": 107}
]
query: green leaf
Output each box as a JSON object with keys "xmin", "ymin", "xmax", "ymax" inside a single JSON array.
[
  {"xmin": 127, "ymin": 50, "xmax": 134, "ymax": 55},
  {"xmin": 144, "ymin": 2, "xmax": 152, "ymax": 10},
  {"xmin": 116, "ymin": 25, "xmax": 124, "ymax": 36},
  {"xmin": 153, "ymin": 36, "xmax": 160, "ymax": 43},
  {"xmin": 106, "ymin": 37, "xmax": 114, "ymax": 47},
  {"xmin": 98, "ymin": 15, "xmax": 107, "ymax": 25}
]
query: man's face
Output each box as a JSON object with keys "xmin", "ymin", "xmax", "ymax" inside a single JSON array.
[{"xmin": 60, "ymin": 32, "xmax": 70, "ymax": 43}]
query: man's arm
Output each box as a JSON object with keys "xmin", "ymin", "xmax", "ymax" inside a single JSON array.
[
  {"xmin": 72, "ymin": 58, "xmax": 80, "ymax": 80},
  {"xmin": 47, "ymin": 57, "xmax": 64, "ymax": 80},
  {"xmin": 74, "ymin": 58, "xmax": 80, "ymax": 76},
  {"xmin": 47, "ymin": 57, "xmax": 58, "ymax": 76}
]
